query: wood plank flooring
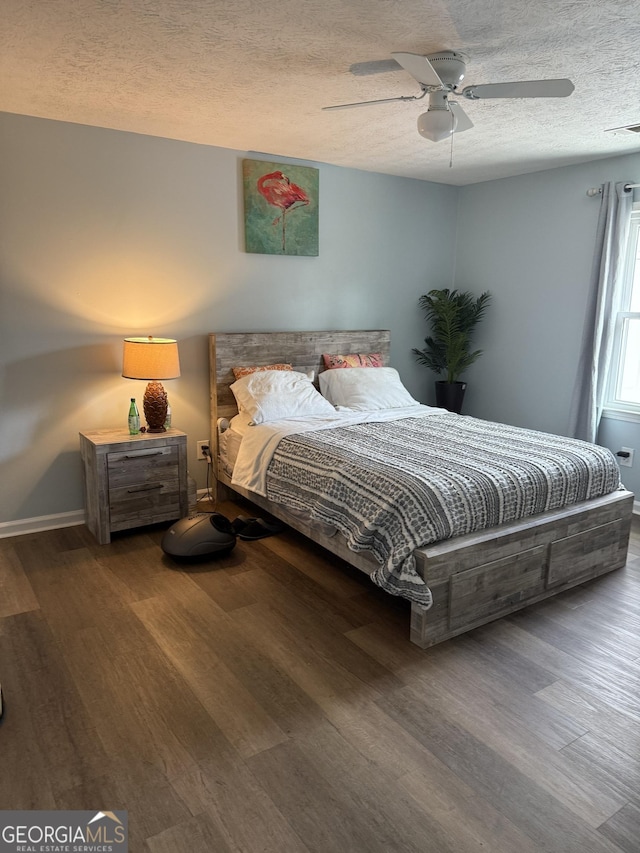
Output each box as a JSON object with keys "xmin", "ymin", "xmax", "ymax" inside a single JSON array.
[{"xmin": 1, "ymin": 502, "xmax": 639, "ymax": 852}]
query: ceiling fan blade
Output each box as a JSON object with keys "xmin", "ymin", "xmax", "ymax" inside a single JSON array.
[
  {"xmin": 450, "ymin": 102, "xmax": 474, "ymax": 132},
  {"xmin": 391, "ymin": 52, "xmax": 443, "ymax": 87},
  {"xmin": 349, "ymin": 59, "xmax": 402, "ymax": 76},
  {"xmin": 322, "ymin": 93, "xmax": 425, "ymax": 111},
  {"xmin": 462, "ymin": 78, "xmax": 574, "ymax": 100}
]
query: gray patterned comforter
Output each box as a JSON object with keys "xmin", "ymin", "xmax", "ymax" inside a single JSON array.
[{"xmin": 265, "ymin": 413, "xmax": 621, "ymax": 606}]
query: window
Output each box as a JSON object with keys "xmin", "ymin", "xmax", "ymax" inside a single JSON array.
[{"xmin": 606, "ymin": 203, "xmax": 640, "ymax": 417}]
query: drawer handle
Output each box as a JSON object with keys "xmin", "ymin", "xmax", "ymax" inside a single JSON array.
[
  {"xmin": 127, "ymin": 484, "xmax": 164, "ymax": 494},
  {"xmin": 122, "ymin": 451, "xmax": 165, "ymax": 459}
]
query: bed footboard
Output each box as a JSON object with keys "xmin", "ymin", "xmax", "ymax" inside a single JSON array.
[{"xmin": 410, "ymin": 489, "xmax": 634, "ymax": 648}]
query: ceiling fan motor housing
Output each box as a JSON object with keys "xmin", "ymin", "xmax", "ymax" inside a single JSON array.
[
  {"xmin": 426, "ymin": 51, "xmax": 467, "ymax": 89},
  {"xmin": 426, "ymin": 90, "xmax": 451, "ymax": 111}
]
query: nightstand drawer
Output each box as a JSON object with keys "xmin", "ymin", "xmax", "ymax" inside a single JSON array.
[
  {"xmin": 109, "ymin": 479, "xmax": 182, "ymax": 530},
  {"xmin": 107, "ymin": 445, "xmax": 178, "ymax": 488}
]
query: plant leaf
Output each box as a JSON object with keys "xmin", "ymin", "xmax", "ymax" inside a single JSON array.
[{"xmin": 414, "ymin": 289, "xmax": 491, "ymax": 382}]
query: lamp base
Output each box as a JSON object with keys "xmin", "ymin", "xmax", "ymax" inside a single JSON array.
[{"xmin": 143, "ymin": 381, "xmax": 168, "ymax": 433}]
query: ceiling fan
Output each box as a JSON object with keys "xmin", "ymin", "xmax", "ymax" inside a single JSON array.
[{"xmin": 323, "ymin": 51, "xmax": 575, "ymax": 142}]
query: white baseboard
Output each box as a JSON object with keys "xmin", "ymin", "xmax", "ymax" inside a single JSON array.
[
  {"xmin": 0, "ymin": 489, "xmax": 214, "ymax": 540},
  {"xmin": 0, "ymin": 509, "xmax": 86, "ymax": 539}
]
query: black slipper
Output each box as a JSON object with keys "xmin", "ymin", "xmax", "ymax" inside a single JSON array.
[
  {"xmin": 231, "ymin": 515, "xmax": 256, "ymax": 534},
  {"xmin": 237, "ymin": 518, "xmax": 285, "ymax": 540}
]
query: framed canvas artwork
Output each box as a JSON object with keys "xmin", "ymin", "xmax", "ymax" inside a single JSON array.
[{"xmin": 243, "ymin": 159, "xmax": 319, "ymax": 256}]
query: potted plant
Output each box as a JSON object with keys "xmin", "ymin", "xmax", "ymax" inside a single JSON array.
[{"xmin": 412, "ymin": 288, "xmax": 491, "ymax": 414}]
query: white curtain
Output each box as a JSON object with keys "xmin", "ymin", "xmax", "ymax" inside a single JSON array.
[{"xmin": 569, "ymin": 182, "xmax": 633, "ymax": 442}]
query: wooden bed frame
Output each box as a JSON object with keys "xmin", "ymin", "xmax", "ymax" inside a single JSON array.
[{"xmin": 209, "ymin": 331, "xmax": 634, "ymax": 648}]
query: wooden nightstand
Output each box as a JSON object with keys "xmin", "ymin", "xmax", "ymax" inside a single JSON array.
[{"xmin": 79, "ymin": 428, "xmax": 189, "ymax": 544}]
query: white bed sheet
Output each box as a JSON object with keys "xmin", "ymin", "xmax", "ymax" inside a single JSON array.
[
  {"xmin": 219, "ymin": 426, "xmax": 245, "ymax": 474},
  {"xmin": 230, "ymin": 405, "xmax": 444, "ymax": 496}
]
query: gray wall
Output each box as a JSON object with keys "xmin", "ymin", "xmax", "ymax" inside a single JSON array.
[
  {"xmin": 2, "ymin": 111, "xmax": 638, "ymax": 528},
  {"xmin": 455, "ymin": 151, "xmax": 640, "ymax": 499},
  {"xmin": 0, "ymin": 112, "xmax": 458, "ymax": 525}
]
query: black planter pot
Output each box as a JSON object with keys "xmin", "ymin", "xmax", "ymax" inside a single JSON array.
[{"xmin": 435, "ymin": 381, "xmax": 466, "ymax": 414}]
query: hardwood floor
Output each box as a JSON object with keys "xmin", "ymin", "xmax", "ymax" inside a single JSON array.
[{"xmin": 1, "ymin": 503, "xmax": 639, "ymax": 852}]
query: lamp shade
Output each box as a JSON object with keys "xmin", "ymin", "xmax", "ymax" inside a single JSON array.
[{"xmin": 122, "ymin": 337, "xmax": 180, "ymax": 380}]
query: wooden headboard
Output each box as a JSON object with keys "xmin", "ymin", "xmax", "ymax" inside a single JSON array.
[{"xmin": 208, "ymin": 330, "xmax": 391, "ymax": 468}]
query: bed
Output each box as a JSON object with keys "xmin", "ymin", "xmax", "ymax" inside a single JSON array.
[{"xmin": 209, "ymin": 330, "xmax": 634, "ymax": 648}]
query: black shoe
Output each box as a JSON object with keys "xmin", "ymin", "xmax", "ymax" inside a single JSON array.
[
  {"xmin": 231, "ymin": 515, "xmax": 256, "ymax": 534},
  {"xmin": 237, "ymin": 518, "xmax": 285, "ymax": 540}
]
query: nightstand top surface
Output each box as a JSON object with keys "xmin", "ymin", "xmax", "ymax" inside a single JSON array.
[{"xmin": 79, "ymin": 427, "xmax": 186, "ymax": 446}]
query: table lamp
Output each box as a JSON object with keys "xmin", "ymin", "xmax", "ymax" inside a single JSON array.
[{"xmin": 122, "ymin": 336, "xmax": 180, "ymax": 432}]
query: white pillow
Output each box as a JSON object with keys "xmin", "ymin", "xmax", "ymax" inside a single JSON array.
[
  {"xmin": 319, "ymin": 366, "xmax": 419, "ymax": 411},
  {"xmin": 230, "ymin": 370, "xmax": 335, "ymax": 424}
]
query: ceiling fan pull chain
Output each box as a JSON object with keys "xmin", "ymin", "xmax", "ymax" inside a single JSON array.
[{"xmin": 449, "ymin": 114, "xmax": 455, "ymax": 167}]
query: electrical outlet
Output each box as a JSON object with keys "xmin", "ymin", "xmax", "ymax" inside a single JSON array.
[
  {"xmin": 196, "ymin": 440, "xmax": 210, "ymax": 461},
  {"xmin": 618, "ymin": 447, "xmax": 634, "ymax": 468}
]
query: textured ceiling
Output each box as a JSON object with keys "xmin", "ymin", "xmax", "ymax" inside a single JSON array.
[{"xmin": 3, "ymin": 0, "xmax": 640, "ymax": 185}]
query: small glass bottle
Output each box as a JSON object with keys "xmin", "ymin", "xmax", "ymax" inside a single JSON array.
[
  {"xmin": 164, "ymin": 401, "xmax": 172, "ymax": 430},
  {"xmin": 128, "ymin": 398, "xmax": 140, "ymax": 435}
]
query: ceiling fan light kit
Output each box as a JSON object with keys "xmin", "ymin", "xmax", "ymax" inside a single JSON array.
[
  {"xmin": 417, "ymin": 92, "xmax": 458, "ymax": 142},
  {"xmin": 325, "ymin": 49, "xmax": 574, "ymax": 144}
]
